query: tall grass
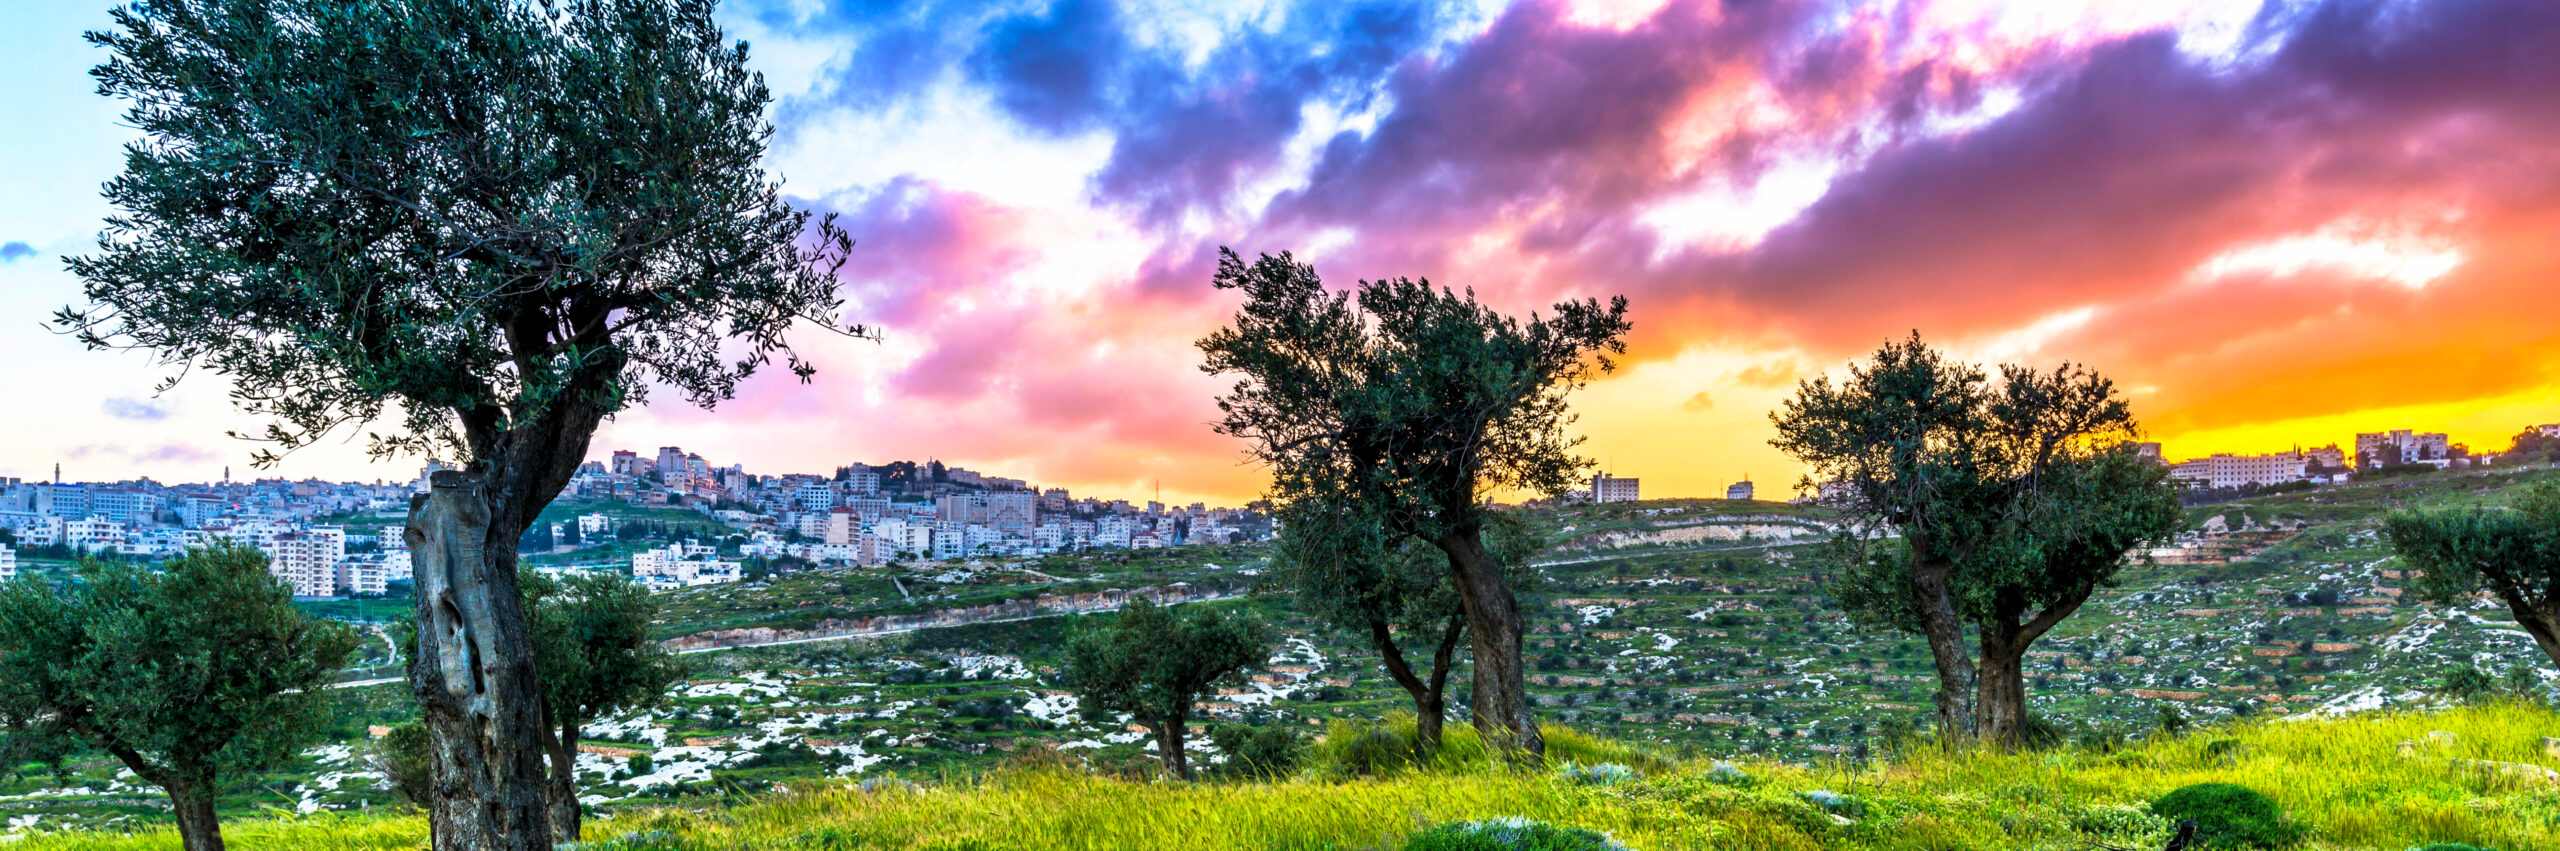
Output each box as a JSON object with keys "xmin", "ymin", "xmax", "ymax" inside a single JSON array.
[{"xmin": 17, "ymin": 703, "xmax": 2558, "ymax": 850}]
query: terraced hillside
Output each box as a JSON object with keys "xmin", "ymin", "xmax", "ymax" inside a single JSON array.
[{"xmin": 4, "ymin": 465, "xmax": 2555, "ymax": 837}]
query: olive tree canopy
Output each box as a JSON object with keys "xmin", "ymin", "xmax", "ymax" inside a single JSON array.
[
  {"xmin": 1199, "ymin": 248, "xmax": 1626, "ymax": 756},
  {"xmin": 64, "ymin": 2, "xmax": 859, "ymax": 847}
]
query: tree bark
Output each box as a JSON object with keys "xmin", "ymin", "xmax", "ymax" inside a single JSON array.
[
  {"xmin": 1436, "ymin": 528, "xmax": 1542, "ymax": 758},
  {"xmin": 1908, "ymin": 557, "xmax": 1977, "ymax": 743},
  {"xmin": 546, "ymin": 719, "xmax": 582, "ymax": 842},
  {"xmin": 1367, "ymin": 613, "xmax": 1467, "ymax": 758},
  {"xmin": 1973, "ymin": 626, "xmax": 2029, "ymax": 749},
  {"xmin": 406, "ymin": 469, "xmax": 553, "ymax": 851},
  {"xmin": 169, "ymin": 786, "xmax": 225, "ymax": 851},
  {"xmin": 1974, "ymin": 591, "xmax": 2091, "ymax": 750},
  {"xmin": 2503, "ymin": 596, "xmax": 2560, "ymax": 672},
  {"xmin": 1154, "ymin": 711, "xmax": 1190, "ymax": 780}
]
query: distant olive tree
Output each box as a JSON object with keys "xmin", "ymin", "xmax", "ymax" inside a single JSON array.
[
  {"xmin": 66, "ymin": 3, "xmax": 857, "ymax": 846},
  {"xmin": 1063, "ymin": 597, "xmax": 1271, "ymax": 780},
  {"xmin": 1199, "ymin": 249, "xmax": 1627, "ymax": 757},
  {"xmin": 1829, "ymin": 444, "xmax": 2180, "ymax": 746},
  {"xmin": 2386, "ymin": 481, "xmax": 2560, "ymax": 670},
  {"xmin": 0, "ymin": 546, "xmax": 360, "ymax": 851},
  {"xmin": 1773, "ymin": 333, "xmax": 2149, "ymax": 746}
]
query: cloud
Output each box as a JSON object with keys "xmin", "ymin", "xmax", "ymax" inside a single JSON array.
[
  {"xmin": 588, "ymin": 0, "xmax": 2560, "ymax": 502},
  {"xmin": 970, "ymin": 0, "xmax": 1130, "ymax": 135},
  {"xmin": 101, "ymin": 397, "xmax": 171, "ymax": 421},
  {"xmin": 135, "ymin": 443, "xmax": 215, "ymax": 464},
  {"xmin": 0, "ymin": 242, "xmax": 33, "ymax": 263}
]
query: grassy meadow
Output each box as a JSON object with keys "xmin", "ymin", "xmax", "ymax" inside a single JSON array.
[{"xmin": 16, "ymin": 703, "xmax": 2557, "ymax": 851}]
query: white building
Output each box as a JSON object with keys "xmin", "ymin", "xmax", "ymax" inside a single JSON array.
[
  {"xmin": 1725, "ymin": 479, "xmax": 1754, "ymax": 501},
  {"xmin": 873, "ymin": 519, "xmax": 933, "ymax": 559},
  {"xmin": 631, "ymin": 543, "xmax": 740, "ymax": 588},
  {"xmin": 335, "ymin": 559, "xmax": 388, "ymax": 596},
  {"xmin": 264, "ymin": 527, "xmax": 347, "ymax": 597},
  {"xmin": 2169, "ymin": 452, "xmax": 2313, "ymax": 490},
  {"xmin": 795, "ymin": 481, "xmax": 837, "ymax": 512},
  {"xmin": 62, "ymin": 518, "xmax": 128, "ymax": 554},
  {"xmin": 0, "ymin": 543, "xmax": 15, "ymax": 584},
  {"xmin": 177, "ymin": 495, "xmax": 231, "ymax": 528},
  {"xmin": 577, "ymin": 512, "xmax": 612, "ymax": 536},
  {"xmin": 2356, "ymin": 430, "xmax": 2453, "ymax": 468},
  {"xmin": 1591, "ymin": 473, "xmax": 1640, "ymax": 503},
  {"xmin": 89, "ymin": 489, "xmax": 158, "ymax": 526},
  {"xmin": 824, "ymin": 507, "xmax": 863, "ymax": 545}
]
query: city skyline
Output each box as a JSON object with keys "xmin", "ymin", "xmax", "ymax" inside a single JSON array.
[{"xmin": 4, "ymin": 0, "xmax": 2558, "ymax": 506}]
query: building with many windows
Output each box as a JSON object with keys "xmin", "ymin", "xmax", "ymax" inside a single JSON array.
[
  {"xmin": 2356, "ymin": 429, "xmax": 2454, "ymax": 468},
  {"xmin": 2169, "ymin": 452, "xmax": 2312, "ymax": 490},
  {"xmin": 1725, "ymin": 479, "xmax": 1754, "ymax": 500},
  {"xmin": 0, "ymin": 543, "xmax": 14, "ymax": 584},
  {"xmin": 264, "ymin": 527, "xmax": 347, "ymax": 597},
  {"xmin": 1590, "ymin": 473, "xmax": 1640, "ymax": 503}
]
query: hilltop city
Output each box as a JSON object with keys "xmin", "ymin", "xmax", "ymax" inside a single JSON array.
[{"xmin": 5, "ymin": 423, "xmax": 2551, "ymax": 601}]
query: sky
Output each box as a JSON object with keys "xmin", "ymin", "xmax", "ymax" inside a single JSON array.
[{"xmin": 1, "ymin": 0, "xmax": 2556, "ymax": 506}]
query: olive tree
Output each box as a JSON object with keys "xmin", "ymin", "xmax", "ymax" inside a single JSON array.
[
  {"xmin": 2386, "ymin": 481, "xmax": 2560, "ymax": 669},
  {"xmin": 1773, "ymin": 333, "xmax": 2141, "ymax": 743},
  {"xmin": 1830, "ymin": 444, "xmax": 2179, "ymax": 746},
  {"xmin": 1199, "ymin": 249, "xmax": 1626, "ymax": 757},
  {"xmin": 64, "ymin": 2, "xmax": 856, "ymax": 847},
  {"xmin": 1062, "ymin": 597, "xmax": 1272, "ymax": 780},
  {"xmin": 1270, "ymin": 501, "xmax": 1540, "ymax": 756},
  {"xmin": 0, "ymin": 546, "xmax": 360, "ymax": 851},
  {"xmin": 524, "ymin": 570, "xmax": 686, "ymax": 840}
]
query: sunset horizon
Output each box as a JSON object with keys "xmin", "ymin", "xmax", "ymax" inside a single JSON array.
[{"xmin": 3, "ymin": 0, "xmax": 2554, "ymax": 505}]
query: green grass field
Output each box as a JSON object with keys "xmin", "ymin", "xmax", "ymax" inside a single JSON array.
[{"xmin": 17, "ymin": 703, "xmax": 2557, "ymax": 850}]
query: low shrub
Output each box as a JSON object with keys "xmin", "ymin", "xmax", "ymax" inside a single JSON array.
[
  {"xmin": 1704, "ymin": 760, "xmax": 1751, "ymax": 787},
  {"xmin": 1553, "ymin": 761, "xmax": 1636, "ymax": 786},
  {"xmin": 1311, "ymin": 718, "xmax": 1417, "ymax": 778},
  {"xmin": 1402, "ymin": 817, "xmax": 1631, "ymax": 851},
  {"xmin": 1208, "ymin": 723, "xmax": 1304, "ymax": 781},
  {"xmin": 1801, "ymin": 789, "xmax": 1864, "ymax": 819},
  {"xmin": 2151, "ymin": 782, "xmax": 2302, "ymax": 849},
  {"xmin": 562, "ymin": 829, "xmax": 688, "ymax": 851}
]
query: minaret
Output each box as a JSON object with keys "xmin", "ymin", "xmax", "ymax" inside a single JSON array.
[{"xmin": 53, "ymin": 463, "xmax": 60, "ymax": 485}]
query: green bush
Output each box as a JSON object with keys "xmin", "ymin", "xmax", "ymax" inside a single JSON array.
[
  {"xmin": 2151, "ymin": 783, "xmax": 2303, "ymax": 849},
  {"xmin": 1208, "ymin": 723, "xmax": 1304, "ymax": 781},
  {"xmin": 2410, "ymin": 844, "xmax": 2486, "ymax": 851},
  {"xmin": 1403, "ymin": 818, "xmax": 1631, "ymax": 851},
  {"xmin": 1311, "ymin": 718, "xmax": 1419, "ymax": 778}
]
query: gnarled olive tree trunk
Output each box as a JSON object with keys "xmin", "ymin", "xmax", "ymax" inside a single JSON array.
[
  {"xmin": 1907, "ymin": 545, "xmax": 1977, "ymax": 743},
  {"xmin": 406, "ymin": 470, "xmax": 552, "ymax": 850},
  {"xmin": 1437, "ymin": 529, "xmax": 1542, "ymax": 758}
]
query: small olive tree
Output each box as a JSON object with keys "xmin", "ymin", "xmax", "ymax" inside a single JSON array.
[
  {"xmin": 0, "ymin": 545, "xmax": 360, "ymax": 851},
  {"xmin": 67, "ymin": 3, "xmax": 857, "ymax": 846},
  {"xmin": 2386, "ymin": 481, "xmax": 2560, "ymax": 669},
  {"xmin": 524, "ymin": 570, "xmax": 686, "ymax": 840},
  {"xmin": 1063, "ymin": 597, "xmax": 1272, "ymax": 780}
]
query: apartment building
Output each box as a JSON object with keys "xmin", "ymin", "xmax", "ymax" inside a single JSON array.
[
  {"xmin": 1590, "ymin": 473, "xmax": 1640, "ymax": 503},
  {"xmin": 2356, "ymin": 429, "xmax": 2453, "ymax": 468},
  {"xmin": 2169, "ymin": 452, "xmax": 2311, "ymax": 490},
  {"xmin": 265, "ymin": 527, "xmax": 347, "ymax": 597}
]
